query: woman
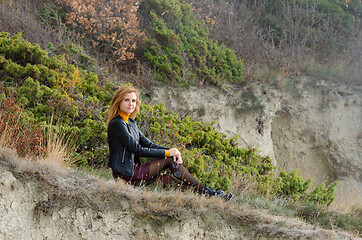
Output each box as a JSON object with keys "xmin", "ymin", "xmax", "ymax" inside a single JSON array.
[{"xmin": 107, "ymin": 85, "xmax": 233, "ymax": 200}]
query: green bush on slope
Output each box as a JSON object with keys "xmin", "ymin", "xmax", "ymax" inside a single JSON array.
[
  {"xmin": 0, "ymin": 32, "xmax": 113, "ymax": 166},
  {"xmin": 136, "ymin": 103, "xmax": 274, "ymax": 190},
  {"xmin": 138, "ymin": 0, "xmax": 244, "ymax": 86}
]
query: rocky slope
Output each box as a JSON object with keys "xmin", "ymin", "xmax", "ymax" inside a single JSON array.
[
  {"xmin": 0, "ymin": 148, "xmax": 357, "ymax": 240},
  {"xmin": 146, "ymin": 77, "xmax": 362, "ymax": 210}
]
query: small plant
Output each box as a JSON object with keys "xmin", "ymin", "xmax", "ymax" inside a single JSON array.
[
  {"xmin": 305, "ymin": 181, "xmax": 337, "ymax": 206},
  {"xmin": 236, "ymin": 90, "xmax": 264, "ymax": 113}
]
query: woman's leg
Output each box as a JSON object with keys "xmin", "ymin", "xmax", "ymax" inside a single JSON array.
[
  {"xmin": 146, "ymin": 157, "xmax": 206, "ymax": 192},
  {"xmin": 132, "ymin": 158, "xmax": 233, "ymax": 201},
  {"xmin": 153, "ymin": 174, "xmax": 183, "ymax": 187}
]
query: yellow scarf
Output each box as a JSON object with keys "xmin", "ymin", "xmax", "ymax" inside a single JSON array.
[{"xmin": 119, "ymin": 111, "xmax": 130, "ymax": 124}]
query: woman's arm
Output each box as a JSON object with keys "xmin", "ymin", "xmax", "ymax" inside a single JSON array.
[
  {"xmin": 136, "ymin": 123, "xmax": 182, "ymax": 163},
  {"xmin": 138, "ymin": 131, "xmax": 169, "ymax": 149},
  {"xmin": 109, "ymin": 118, "xmax": 166, "ymax": 158}
]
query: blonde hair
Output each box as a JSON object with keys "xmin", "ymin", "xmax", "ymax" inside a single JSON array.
[{"xmin": 106, "ymin": 85, "xmax": 141, "ymax": 128}]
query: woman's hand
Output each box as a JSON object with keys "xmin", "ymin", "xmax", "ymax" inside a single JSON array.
[{"xmin": 169, "ymin": 148, "xmax": 183, "ymax": 164}]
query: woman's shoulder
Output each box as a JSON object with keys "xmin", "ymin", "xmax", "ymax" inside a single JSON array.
[
  {"xmin": 109, "ymin": 115, "xmax": 126, "ymax": 126},
  {"xmin": 128, "ymin": 118, "xmax": 139, "ymax": 126}
]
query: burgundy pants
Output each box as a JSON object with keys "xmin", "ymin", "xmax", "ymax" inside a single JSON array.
[{"xmin": 112, "ymin": 161, "xmax": 151, "ymax": 184}]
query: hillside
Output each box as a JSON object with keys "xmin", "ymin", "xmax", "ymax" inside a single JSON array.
[
  {"xmin": 0, "ymin": 0, "xmax": 361, "ymax": 239},
  {"xmin": 0, "ymin": 148, "xmax": 357, "ymax": 240}
]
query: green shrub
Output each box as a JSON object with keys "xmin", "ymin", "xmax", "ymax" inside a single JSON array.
[
  {"xmin": 305, "ymin": 181, "xmax": 337, "ymax": 206},
  {"xmin": 136, "ymin": 103, "xmax": 272, "ymax": 190},
  {"xmin": 138, "ymin": 0, "xmax": 244, "ymax": 86},
  {"xmin": 0, "ymin": 32, "xmax": 113, "ymax": 166},
  {"xmin": 274, "ymin": 170, "xmax": 311, "ymax": 201}
]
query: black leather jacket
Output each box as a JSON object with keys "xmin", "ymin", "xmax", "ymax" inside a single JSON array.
[{"xmin": 107, "ymin": 115, "xmax": 169, "ymax": 176}]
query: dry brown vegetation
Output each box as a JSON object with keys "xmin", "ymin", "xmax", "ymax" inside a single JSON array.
[
  {"xmin": 0, "ymin": 0, "xmax": 68, "ymax": 48},
  {"xmin": 2, "ymin": 0, "xmax": 360, "ymax": 86},
  {"xmin": 0, "ymin": 92, "xmax": 75, "ymax": 168},
  {"xmin": 0, "ymin": 94, "xmax": 46, "ymax": 158},
  {"xmin": 61, "ymin": 0, "xmax": 145, "ymax": 62},
  {"xmin": 187, "ymin": 0, "xmax": 361, "ymax": 86}
]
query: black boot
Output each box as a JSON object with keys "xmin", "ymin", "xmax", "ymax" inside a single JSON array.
[
  {"xmin": 199, "ymin": 187, "xmax": 234, "ymax": 201},
  {"xmin": 199, "ymin": 186, "xmax": 225, "ymax": 197},
  {"xmin": 223, "ymin": 192, "xmax": 234, "ymax": 201}
]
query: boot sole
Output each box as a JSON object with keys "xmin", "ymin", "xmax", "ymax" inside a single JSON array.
[{"xmin": 223, "ymin": 192, "xmax": 234, "ymax": 202}]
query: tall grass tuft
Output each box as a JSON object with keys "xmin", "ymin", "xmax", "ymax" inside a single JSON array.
[
  {"xmin": 42, "ymin": 122, "xmax": 77, "ymax": 168},
  {"xmin": 0, "ymin": 114, "xmax": 17, "ymax": 150}
]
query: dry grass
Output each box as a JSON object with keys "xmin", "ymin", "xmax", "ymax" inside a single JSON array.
[
  {"xmin": 0, "ymin": 116, "xmax": 17, "ymax": 150},
  {"xmin": 187, "ymin": 0, "xmax": 361, "ymax": 86},
  {"xmin": 330, "ymin": 178, "xmax": 362, "ymax": 214},
  {"xmin": 41, "ymin": 123, "xmax": 76, "ymax": 168},
  {"xmin": 0, "ymin": 106, "xmax": 74, "ymax": 168}
]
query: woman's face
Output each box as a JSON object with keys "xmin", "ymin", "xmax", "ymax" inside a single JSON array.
[{"xmin": 119, "ymin": 92, "xmax": 137, "ymax": 114}]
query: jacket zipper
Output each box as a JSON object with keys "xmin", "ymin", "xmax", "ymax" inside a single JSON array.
[{"xmin": 122, "ymin": 148, "xmax": 126, "ymax": 163}]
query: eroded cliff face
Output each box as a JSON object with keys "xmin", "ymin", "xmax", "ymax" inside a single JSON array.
[
  {"xmin": 0, "ymin": 149, "xmax": 356, "ymax": 240},
  {"xmin": 146, "ymin": 77, "xmax": 362, "ymax": 209},
  {"xmin": 0, "ymin": 150, "xmax": 247, "ymax": 240}
]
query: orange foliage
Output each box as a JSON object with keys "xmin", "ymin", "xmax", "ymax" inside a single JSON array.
[
  {"xmin": 0, "ymin": 91, "xmax": 46, "ymax": 158},
  {"xmin": 62, "ymin": 0, "xmax": 145, "ymax": 62}
]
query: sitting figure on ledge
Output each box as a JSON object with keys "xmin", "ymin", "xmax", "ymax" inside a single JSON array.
[{"xmin": 107, "ymin": 85, "xmax": 233, "ymax": 201}]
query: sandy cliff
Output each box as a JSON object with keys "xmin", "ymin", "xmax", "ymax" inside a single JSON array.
[{"xmin": 147, "ymin": 77, "xmax": 362, "ymax": 209}]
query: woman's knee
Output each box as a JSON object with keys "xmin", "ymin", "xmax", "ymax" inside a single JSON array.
[{"xmin": 158, "ymin": 157, "xmax": 174, "ymax": 169}]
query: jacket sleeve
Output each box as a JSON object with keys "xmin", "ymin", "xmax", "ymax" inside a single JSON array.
[
  {"xmin": 110, "ymin": 119, "xmax": 167, "ymax": 158},
  {"xmin": 138, "ymin": 130, "xmax": 169, "ymax": 150}
]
